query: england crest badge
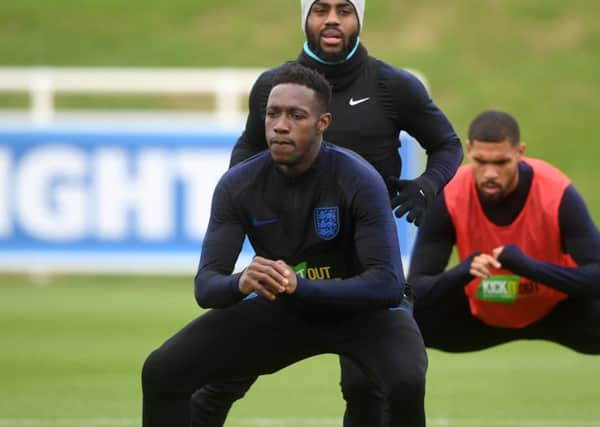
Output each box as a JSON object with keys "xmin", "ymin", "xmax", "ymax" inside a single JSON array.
[{"xmin": 314, "ymin": 207, "xmax": 339, "ymax": 240}]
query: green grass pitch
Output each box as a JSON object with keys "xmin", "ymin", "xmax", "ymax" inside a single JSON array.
[
  {"xmin": 1, "ymin": 1, "xmax": 600, "ymax": 425},
  {"xmin": 1, "ymin": 274, "xmax": 599, "ymax": 427}
]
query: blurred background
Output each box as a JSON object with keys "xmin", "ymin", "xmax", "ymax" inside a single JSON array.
[{"xmin": 1, "ymin": 1, "xmax": 599, "ymax": 426}]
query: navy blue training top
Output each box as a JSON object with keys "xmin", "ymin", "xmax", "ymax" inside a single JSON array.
[
  {"xmin": 195, "ymin": 143, "xmax": 405, "ymax": 310},
  {"xmin": 230, "ymin": 44, "xmax": 462, "ymax": 195}
]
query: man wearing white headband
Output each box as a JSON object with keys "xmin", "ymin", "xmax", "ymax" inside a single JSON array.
[
  {"xmin": 300, "ymin": 0, "xmax": 365, "ymax": 62},
  {"xmin": 191, "ymin": 1, "xmax": 463, "ymax": 426}
]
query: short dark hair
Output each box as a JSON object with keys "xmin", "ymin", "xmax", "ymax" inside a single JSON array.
[
  {"xmin": 270, "ymin": 63, "xmax": 331, "ymax": 113},
  {"xmin": 468, "ymin": 110, "xmax": 521, "ymax": 145}
]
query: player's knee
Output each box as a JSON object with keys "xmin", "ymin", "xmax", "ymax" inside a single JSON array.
[
  {"xmin": 193, "ymin": 382, "xmax": 251, "ymax": 406},
  {"xmin": 141, "ymin": 349, "xmax": 173, "ymax": 393},
  {"xmin": 341, "ymin": 376, "xmax": 384, "ymax": 403},
  {"xmin": 388, "ymin": 355, "xmax": 428, "ymax": 400},
  {"xmin": 388, "ymin": 368, "xmax": 427, "ymax": 404}
]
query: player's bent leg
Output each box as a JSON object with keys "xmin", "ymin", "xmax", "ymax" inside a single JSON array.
[
  {"xmin": 338, "ymin": 308, "xmax": 428, "ymax": 427},
  {"xmin": 339, "ymin": 297, "xmax": 415, "ymax": 427},
  {"xmin": 142, "ymin": 347, "xmax": 192, "ymax": 427},
  {"xmin": 384, "ymin": 313, "xmax": 428, "ymax": 427},
  {"xmin": 190, "ymin": 377, "xmax": 258, "ymax": 427},
  {"xmin": 142, "ymin": 297, "xmax": 315, "ymax": 427},
  {"xmin": 414, "ymin": 288, "xmax": 516, "ymax": 352},
  {"xmin": 339, "ymin": 355, "xmax": 386, "ymax": 427},
  {"xmin": 530, "ymin": 298, "xmax": 600, "ymax": 354}
]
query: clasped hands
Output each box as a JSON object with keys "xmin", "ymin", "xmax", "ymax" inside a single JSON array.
[
  {"xmin": 470, "ymin": 246, "xmax": 506, "ymax": 279},
  {"xmin": 239, "ymin": 256, "xmax": 298, "ymax": 300}
]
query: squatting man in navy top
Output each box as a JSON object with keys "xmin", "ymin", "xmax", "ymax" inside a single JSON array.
[
  {"xmin": 191, "ymin": 0, "xmax": 462, "ymax": 425},
  {"xmin": 141, "ymin": 64, "xmax": 428, "ymax": 427}
]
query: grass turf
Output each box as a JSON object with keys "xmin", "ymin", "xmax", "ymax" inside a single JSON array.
[
  {"xmin": 0, "ymin": 1, "xmax": 600, "ymax": 425},
  {"xmin": 1, "ymin": 274, "xmax": 599, "ymax": 426}
]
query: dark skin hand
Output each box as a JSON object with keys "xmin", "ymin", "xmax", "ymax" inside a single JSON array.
[{"xmin": 239, "ymin": 256, "xmax": 299, "ymax": 300}]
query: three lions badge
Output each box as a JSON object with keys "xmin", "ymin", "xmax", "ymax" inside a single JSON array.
[{"xmin": 314, "ymin": 207, "xmax": 339, "ymax": 240}]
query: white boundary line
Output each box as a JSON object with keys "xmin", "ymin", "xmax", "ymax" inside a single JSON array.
[{"xmin": 1, "ymin": 418, "xmax": 599, "ymax": 427}]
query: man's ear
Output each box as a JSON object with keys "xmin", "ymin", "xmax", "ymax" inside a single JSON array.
[
  {"xmin": 466, "ymin": 139, "xmax": 473, "ymax": 158},
  {"xmin": 317, "ymin": 112, "xmax": 332, "ymax": 133},
  {"xmin": 518, "ymin": 142, "xmax": 526, "ymax": 156}
]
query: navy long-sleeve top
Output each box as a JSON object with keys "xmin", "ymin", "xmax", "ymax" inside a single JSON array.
[
  {"xmin": 229, "ymin": 44, "xmax": 462, "ymax": 195},
  {"xmin": 409, "ymin": 161, "xmax": 600, "ymax": 307},
  {"xmin": 195, "ymin": 143, "xmax": 405, "ymax": 310}
]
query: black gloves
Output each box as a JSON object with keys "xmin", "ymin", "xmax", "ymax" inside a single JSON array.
[{"xmin": 387, "ymin": 175, "xmax": 436, "ymax": 226}]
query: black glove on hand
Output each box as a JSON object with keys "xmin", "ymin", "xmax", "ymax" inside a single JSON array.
[{"xmin": 387, "ymin": 175, "xmax": 436, "ymax": 226}]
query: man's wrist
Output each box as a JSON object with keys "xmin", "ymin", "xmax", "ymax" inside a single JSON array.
[{"xmin": 231, "ymin": 273, "xmax": 248, "ymax": 298}]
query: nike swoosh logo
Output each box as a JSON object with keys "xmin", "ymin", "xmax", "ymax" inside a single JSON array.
[
  {"xmin": 252, "ymin": 218, "xmax": 279, "ymax": 227},
  {"xmin": 349, "ymin": 97, "xmax": 370, "ymax": 106}
]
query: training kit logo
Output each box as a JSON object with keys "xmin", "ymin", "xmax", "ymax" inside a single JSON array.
[
  {"xmin": 477, "ymin": 275, "xmax": 520, "ymax": 304},
  {"xmin": 292, "ymin": 262, "xmax": 308, "ymax": 278},
  {"xmin": 291, "ymin": 261, "xmax": 333, "ymax": 280},
  {"xmin": 251, "ymin": 217, "xmax": 279, "ymax": 227},
  {"xmin": 349, "ymin": 96, "xmax": 370, "ymax": 106},
  {"xmin": 314, "ymin": 206, "xmax": 339, "ymax": 240}
]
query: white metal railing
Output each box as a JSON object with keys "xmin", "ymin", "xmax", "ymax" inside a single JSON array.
[{"xmin": 0, "ymin": 67, "xmax": 264, "ymax": 126}]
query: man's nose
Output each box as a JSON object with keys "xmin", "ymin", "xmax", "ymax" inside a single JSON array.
[
  {"xmin": 325, "ymin": 9, "xmax": 341, "ymax": 25},
  {"xmin": 482, "ymin": 165, "xmax": 499, "ymax": 179},
  {"xmin": 273, "ymin": 116, "xmax": 290, "ymax": 133}
]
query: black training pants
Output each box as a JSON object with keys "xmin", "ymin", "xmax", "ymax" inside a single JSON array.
[
  {"xmin": 189, "ymin": 358, "xmax": 391, "ymax": 427},
  {"xmin": 414, "ymin": 290, "xmax": 600, "ymax": 354},
  {"xmin": 189, "ymin": 302, "xmax": 415, "ymax": 427},
  {"xmin": 142, "ymin": 296, "xmax": 427, "ymax": 427}
]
